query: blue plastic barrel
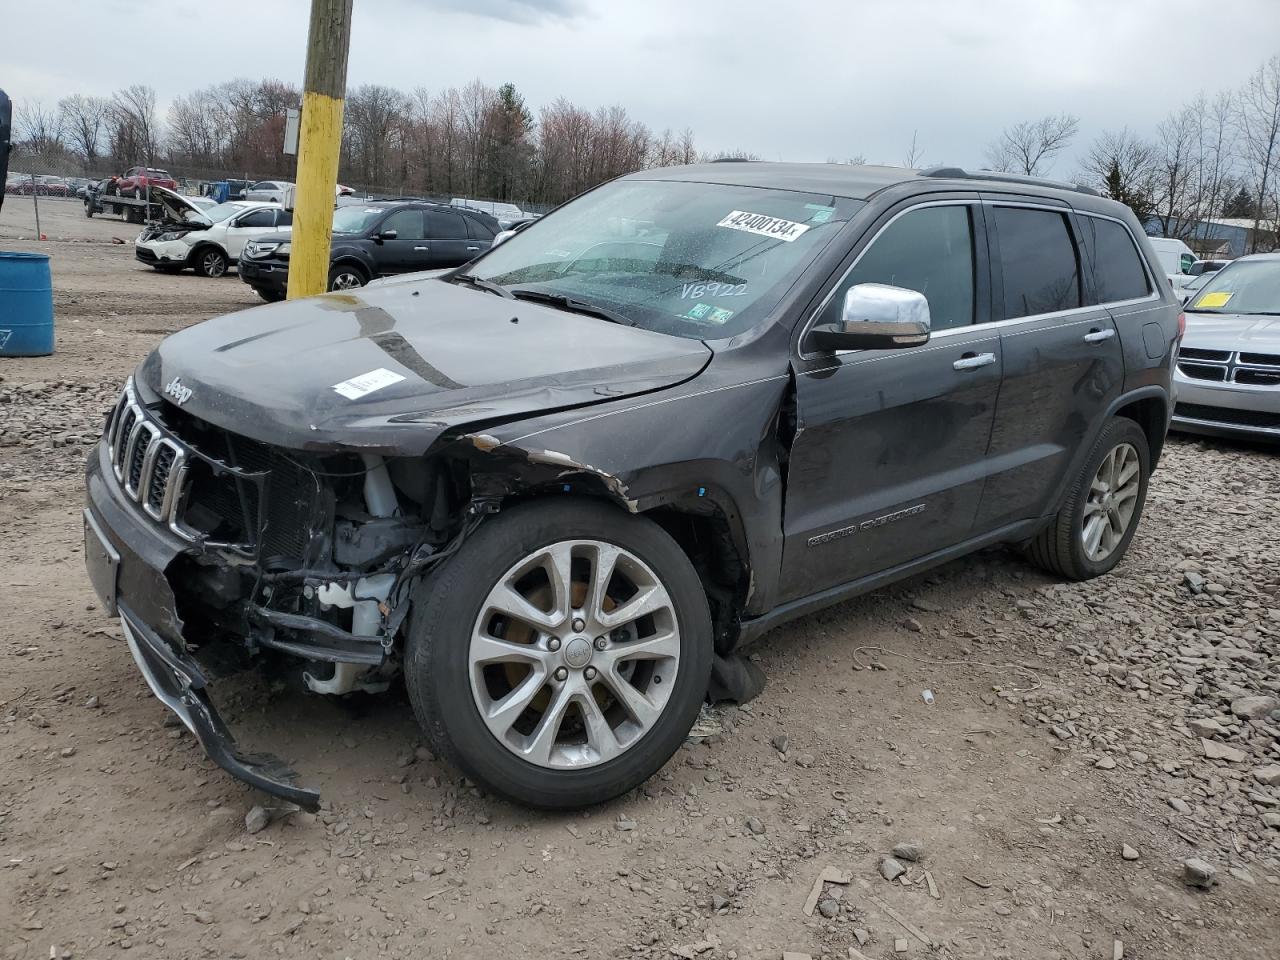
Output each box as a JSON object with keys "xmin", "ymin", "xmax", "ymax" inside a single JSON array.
[{"xmin": 0, "ymin": 251, "xmax": 55, "ymax": 357}]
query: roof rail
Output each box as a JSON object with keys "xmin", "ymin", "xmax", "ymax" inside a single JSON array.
[{"xmin": 918, "ymin": 166, "xmax": 1099, "ymax": 197}]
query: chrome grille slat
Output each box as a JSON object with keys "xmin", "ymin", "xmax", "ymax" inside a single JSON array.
[{"xmin": 108, "ymin": 380, "xmax": 195, "ymax": 534}]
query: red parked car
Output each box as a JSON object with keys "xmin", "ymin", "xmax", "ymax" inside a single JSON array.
[{"xmin": 115, "ymin": 166, "xmax": 177, "ymax": 197}]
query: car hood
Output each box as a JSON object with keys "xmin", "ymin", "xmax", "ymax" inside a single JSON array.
[
  {"xmin": 150, "ymin": 186, "xmax": 212, "ymax": 228},
  {"xmin": 140, "ymin": 279, "xmax": 713, "ymax": 455},
  {"xmin": 1182, "ymin": 311, "xmax": 1280, "ymax": 353}
]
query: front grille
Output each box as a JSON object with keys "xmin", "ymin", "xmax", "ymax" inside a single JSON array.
[
  {"xmin": 105, "ymin": 379, "xmax": 320, "ymax": 559},
  {"xmin": 1178, "ymin": 363, "xmax": 1227, "ymax": 382},
  {"xmin": 135, "ymin": 247, "xmax": 158, "ymax": 263},
  {"xmin": 1179, "ymin": 347, "xmax": 1231, "ymax": 361},
  {"xmin": 1240, "ymin": 352, "xmax": 1280, "ymax": 366},
  {"xmin": 1175, "ymin": 402, "xmax": 1280, "ymax": 429},
  {"xmin": 1177, "ymin": 348, "xmax": 1280, "ymax": 388}
]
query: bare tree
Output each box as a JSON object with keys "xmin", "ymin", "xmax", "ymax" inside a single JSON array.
[
  {"xmin": 1081, "ymin": 128, "xmax": 1157, "ymax": 222},
  {"xmin": 58, "ymin": 95, "xmax": 108, "ymax": 169},
  {"xmin": 985, "ymin": 113, "xmax": 1079, "ymax": 176},
  {"xmin": 1237, "ymin": 55, "xmax": 1280, "ymax": 249},
  {"xmin": 108, "ymin": 85, "xmax": 161, "ymax": 166},
  {"xmin": 1151, "ymin": 105, "xmax": 1204, "ymax": 237},
  {"xmin": 15, "ymin": 100, "xmax": 64, "ymax": 154},
  {"xmin": 904, "ymin": 130, "xmax": 923, "ymax": 168}
]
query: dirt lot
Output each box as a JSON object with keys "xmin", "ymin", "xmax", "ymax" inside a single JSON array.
[{"xmin": 2, "ymin": 196, "xmax": 1278, "ymax": 960}]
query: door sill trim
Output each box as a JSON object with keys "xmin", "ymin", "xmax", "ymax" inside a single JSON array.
[{"xmin": 735, "ymin": 517, "xmax": 1045, "ymax": 647}]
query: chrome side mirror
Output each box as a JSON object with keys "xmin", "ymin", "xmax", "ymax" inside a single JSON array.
[{"xmin": 807, "ymin": 283, "xmax": 931, "ymax": 352}]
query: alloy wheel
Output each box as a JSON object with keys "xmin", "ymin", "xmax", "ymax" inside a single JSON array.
[
  {"xmin": 330, "ymin": 271, "xmax": 363, "ymax": 290},
  {"xmin": 1081, "ymin": 442, "xmax": 1140, "ymax": 561},
  {"xmin": 468, "ymin": 539, "xmax": 680, "ymax": 769},
  {"xmin": 202, "ymin": 250, "xmax": 227, "ymax": 278}
]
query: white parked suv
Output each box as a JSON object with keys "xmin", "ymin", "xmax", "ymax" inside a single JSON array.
[{"xmin": 134, "ymin": 189, "xmax": 292, "ymax": 278}]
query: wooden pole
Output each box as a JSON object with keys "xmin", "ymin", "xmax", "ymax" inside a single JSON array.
[{"xmin": 287, "ymin": 0, "xmax": 353, "ymax": 300}]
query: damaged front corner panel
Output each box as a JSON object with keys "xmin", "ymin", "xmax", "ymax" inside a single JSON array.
[{"xmin": 462, "ymin": 432, "xmax": 640, "ymax": 512}]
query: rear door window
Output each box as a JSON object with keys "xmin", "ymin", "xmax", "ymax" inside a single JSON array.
[
  {"xmin": 466, "ymin": 216, "xmax": 495, "ymax": 240},
  {"xmin": 427, "ymin": 211, "xmax": 469, "ymax": 239},
  {"xmin": 1079, "ymin": 216, "xmax": 1151, "ymax": 303},
  {"xmin": 993, "ymin": 206, "xmax": 1081, "ymax": 318},
  {"xmin": 819, "ymin": 204, "xmax": 976, "ymax": 331}
]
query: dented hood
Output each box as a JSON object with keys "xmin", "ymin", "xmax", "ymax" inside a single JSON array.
[{"xmin": 140, "ymin": 279, "xmax": 712, "ymax": 454}]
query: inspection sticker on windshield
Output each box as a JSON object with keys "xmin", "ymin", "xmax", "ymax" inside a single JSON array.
[
  {"xmin": 1194, "ymin": 291, "xmax": 1232, "ymax": 309},
  {"xmin": 717, "ymin": 210, "xmax": 811, "ymax": 242},
  {"xmin": 333, "ymin": 368, "xmax": 405, "ymax": 400}
]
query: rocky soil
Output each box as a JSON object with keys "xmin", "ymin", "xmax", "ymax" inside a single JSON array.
[{"xmin": 2, "ymin": 201, "xmax": 1278, "ymax": 960}]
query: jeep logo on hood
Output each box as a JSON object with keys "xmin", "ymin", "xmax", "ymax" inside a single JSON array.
[{"xmin": 164, "ymin": 376, "xmax": 193, "ymax": 405}]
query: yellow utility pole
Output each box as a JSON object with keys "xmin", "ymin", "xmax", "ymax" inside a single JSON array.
[{"xmin": 287, "ymin": 0, "xmax": 353, "ymax": 299}]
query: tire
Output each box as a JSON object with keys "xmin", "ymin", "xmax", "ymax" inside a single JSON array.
[
  {"xmin": 194, "ymin": 246, "xmax": 228, "ymax": 279},
  {"xmin": 1026, "ymin": 417, "xmax": 1150, "ymax": 580},
  {"xmin": 327, "ymin": 263, "xmax": 366, "ymax": 291},
  {"xmin": 256, "ymin": 287, "xmax": 286, "ymax": 303},
  {"xmin": 405, "ymin": 499, "xmax": 713, "ymax": 809}
]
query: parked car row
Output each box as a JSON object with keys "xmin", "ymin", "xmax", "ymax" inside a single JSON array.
[{"xmin": 131, "ymin": 187, "xmax": 502, "ymax": 292}]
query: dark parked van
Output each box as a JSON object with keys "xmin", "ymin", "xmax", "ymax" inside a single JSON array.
[{"xmin": 84, "ymin": 163, "xmax": 1181, "ymax": 810}]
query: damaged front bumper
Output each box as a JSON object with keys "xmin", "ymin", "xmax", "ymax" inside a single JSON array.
[
  {"xmin": 85, "ymin": 440, "xmax": 322, "ymax": 810},
  {"xmin": 119, "ymin": 604, "xmax": 320, "ymax": 810}
]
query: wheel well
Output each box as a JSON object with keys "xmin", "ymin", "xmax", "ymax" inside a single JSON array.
[
  {"xmin": 331, "ymin": 258, "xmax": 369, "ymax": 280},
  {"xmin": 1113, "ymin": 395, "xmax": 1167, "ymax": 465},
  {"xmin": 189, "ymin": 242, "xmax": 225, "ymax": 263},
  {"xmin": 644, "ymin": 506, "xmax": 748, "ymax": 654}
]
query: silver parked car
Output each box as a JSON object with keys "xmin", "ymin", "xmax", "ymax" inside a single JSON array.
[
  {"xmin": 244, "ymin": 180, "xmax": 293, "ymax": 203},
  {"xmin": 1173, "ymin": 252, "xmax": 1280, "ymax": 441}
]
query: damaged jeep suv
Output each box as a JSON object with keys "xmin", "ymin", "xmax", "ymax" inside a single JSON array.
[{"xmin": 84, "ymin": 163, "xmax": 1181, "ymax": 810}]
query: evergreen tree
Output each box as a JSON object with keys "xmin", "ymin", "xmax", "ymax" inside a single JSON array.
[{"xmin": 1223, "ymin": 187, "xmax": 1254, "ymax": 218}]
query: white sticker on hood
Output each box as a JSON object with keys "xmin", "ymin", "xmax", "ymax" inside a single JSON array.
[
  {"xmin": 332, "ymin": 368, "xmax": 405, "ymax": 400},
  {"xmin": 716, "ymin": 210, "xmax": 811, "ymax": 242}
]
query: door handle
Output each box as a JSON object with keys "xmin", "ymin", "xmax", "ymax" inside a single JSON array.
[
  {"xmin": 413, "ymin": 246, "xmax": 429, "ymax": 251},
  {"xmin": 953, "ymin": 352, "xmax": 996, "ymax": 371},
  {"xmin": 1083, "ymin": 328, "xmax": 1116, "ymax": 343},
  {"xmin": 466, "ymin": 246, "xmax": 480, "ymax": 251}
]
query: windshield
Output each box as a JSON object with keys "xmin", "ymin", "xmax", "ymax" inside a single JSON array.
[
  {"xmin": 464, "ymin": 179, "xmax": 864, "ymax": 339},
  {"xmin": 202, "ymin": 202, "xmax": 249, "ymax": 224},
  {"xmin": 334, "ymin": 206, "xmax": 385, "ymax": 234},
  {"xmin": 1186, "ymin": 258, "xmax": 1280, "ymax": 315}
]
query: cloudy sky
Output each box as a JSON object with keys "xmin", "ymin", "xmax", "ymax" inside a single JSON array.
[{"xmin": 6, "ymin": 0, "xmax": 1279, "ymax": 173}]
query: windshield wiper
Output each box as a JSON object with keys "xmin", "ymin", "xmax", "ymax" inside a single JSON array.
[
  {"xmin": 448, "ymin": 273, "xmax": 515, "ymax": 299},
  {"xmin": 510, "ymin": 289, "xmax": 635, "ymax": 326}
]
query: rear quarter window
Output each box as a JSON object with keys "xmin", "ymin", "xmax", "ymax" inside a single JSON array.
[{"xmin": 1079, "ymin": 216, "xmax": 1151, "ymax": 303}]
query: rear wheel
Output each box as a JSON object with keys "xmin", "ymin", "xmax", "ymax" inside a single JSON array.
[
  {"xmin": 327, "ymin": 264, "xmax": 366, "ymax": 291},
  {"xmin": 1026, "ymin": 417, "xmax": 1150, "ymax": 580},
  {"xmin": 405, "ymin": 499, "xmax": 713, "ymax": 809}
]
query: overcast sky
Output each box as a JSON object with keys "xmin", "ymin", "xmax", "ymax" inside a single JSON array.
[{"xmin": 6, "ymin": 0, "xmax": 1279, "ymax": 173}]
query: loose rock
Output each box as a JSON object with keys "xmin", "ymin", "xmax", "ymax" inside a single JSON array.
[
  {"xmin": 879, "ymin": 857, "xmax": 906, "ymax": 881},
  {"xmin": 1183, "ymin": 858, "xmax": 1217, "ymax": 889}
]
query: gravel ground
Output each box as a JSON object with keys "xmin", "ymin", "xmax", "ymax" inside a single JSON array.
[{"xmin": 2, "ymin": 199, "xmax": 1278, "ymax": 960}]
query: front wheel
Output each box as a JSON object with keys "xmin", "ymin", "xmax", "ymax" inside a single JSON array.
[
  {"xmin": 405, "ymin": 499, "xmax": 713, "ymax": 809},
  {"xmin": 256, "ymin": 287, "xmax": 285, "ymax": 303},
  {"xmin": 1025, "ymin": 416, "xmax": 1150, "ymax": 580},
  {"xmin": 327, "ymin": 264, "xmax": 366, "ymax": 291},
  {"xmin": 195, "ymin": 247, "xmax": 228, "ymax": 278}
]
